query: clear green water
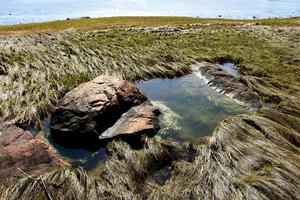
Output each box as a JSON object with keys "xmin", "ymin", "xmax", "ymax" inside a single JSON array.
[
  {"xmin": 29, "ymin": 73, "xmax": 248, "ymax": 169},
  {"xmin": 137, "ymin": 73, "xmax": 248, "ymax": 143}
]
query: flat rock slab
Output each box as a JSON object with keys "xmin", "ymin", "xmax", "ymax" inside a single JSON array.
[
  {"xmin": 50, "ymin": 75, "xmax": 150, "ymax": 149},
  {"xmin": 195, "ymin": 63, "xmax": 261, "ymax": 108},
  {"xmin": 0, "ymin": 126, "xmax": 68, "ymax": 185},
  {"xmin": 100, "ymin": 102, "xmax": 160, "ymax": 139}
]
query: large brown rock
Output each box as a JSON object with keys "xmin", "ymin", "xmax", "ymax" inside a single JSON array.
[
  {"xmin": 50, "ymin": 75, "xmax": 148, "ymax": 149},
  {"xmin": 0, "ymin": 126, "xmax": 68, "ymax": 185}
]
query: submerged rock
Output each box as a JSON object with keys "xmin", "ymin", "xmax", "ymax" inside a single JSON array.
[
  {"xmin": 151, "ymin": 101, "xmax": 182, "ymax": 132},
  {"xmin": 50, "ymin": 75, "xmax": 149, "ymax": 148},
  {"xmin": 0, "ymin": 126, "xmax": 68, "ymax": 186}
]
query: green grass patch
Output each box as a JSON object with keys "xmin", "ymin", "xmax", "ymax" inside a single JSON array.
[
  {"xmin": 0, "ymin": 17, "xmax": 299, "ymax": 128},
  {"xmin": 0, "ymin": 16, "xmax": 299, "ymax": 34}
]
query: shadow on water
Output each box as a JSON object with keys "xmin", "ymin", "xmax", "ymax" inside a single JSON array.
[
  {"xmin": 28, "ymin": 118, "xmax": 149, "ymax": 171},
  {"xmin": 28, "ymin": 118, "xmax": 107, "ymax": 170},
  {"xmin": 137, "ymin": 72, "xmax": 248, "ymax": 144}
]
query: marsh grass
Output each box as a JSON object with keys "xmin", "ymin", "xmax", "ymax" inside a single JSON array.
[
  {"xmin": 2, "ymin": 110, "xmax": 300, "ymax": 199},
  {"xmin": 1, "ymin": 17, "xmax": 300, "ymax": 200},
  {"xmin": 0, "ymin": 17, "xmax": 299, "ymax": 130},
  {"xmin": 0, "ymin": 16, "xmax": 299, "ymax": 34}
]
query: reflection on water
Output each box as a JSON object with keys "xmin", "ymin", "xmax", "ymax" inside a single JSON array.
[
  {"xmin": 0, "ymin": 0, "xmax": 299, "ymax": 25},
  {"xmin": 219, "ymin": 62, "xmax": 240, "ymax": 77},
  {"xmin": 29, "ymin": 117, "xmax": 107, "ymax": 170},
  {"xmin": 138, "ymin": 74, "xmax": 248, "ymax": 143}
]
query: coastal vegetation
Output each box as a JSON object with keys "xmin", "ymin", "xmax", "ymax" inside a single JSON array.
[
  {"xmin": 0, "ymin": 17, "xmax": 300, "ymax": 199},
  {"xmin": 0, "ymin": 17, "xmax": 299, "ymax": 129},
  {"xmin": 0, "ymin": 16, "xmax": 299, "ymax": 34}
]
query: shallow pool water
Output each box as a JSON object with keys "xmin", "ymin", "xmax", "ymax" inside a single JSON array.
[
  {"xmin": 138, "ymin": 73, "xmax": 248, "ymax": 143},
  {"xmin": 29, "ymin": 72, "xmax": 248, "ymax": 170},
  {"xmin": 29, "ymin": 118, "xmax": 107, "ymax": 170}
]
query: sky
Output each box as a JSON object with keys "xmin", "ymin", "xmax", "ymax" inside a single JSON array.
[{"xmin": 0, "ymin": 0, "xmax": 299, "ymax": 25}]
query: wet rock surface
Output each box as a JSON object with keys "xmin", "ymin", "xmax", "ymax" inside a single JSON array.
[
  {"xmin": 0, "ymin": 126, "xmax": 68, "ymax": 186},
  {"xmin": 195, "ymin": 62, "xmax": 261, "ymax": 108},
  {"xmin": 50, "ymin": 75, "xmax": 152, "ymax": 149}
]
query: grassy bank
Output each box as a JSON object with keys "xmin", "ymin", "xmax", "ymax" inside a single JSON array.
[
  {"xmin": 0, "ymin": 16, "xmax": 300, "ymax": 34},
  {"xmin": 1, "ymin": 17, "xmax": 300, "ymax": 199},
  {"xmin": 0, "ymin": 17, "xmax": 299, "ymax": 128}
]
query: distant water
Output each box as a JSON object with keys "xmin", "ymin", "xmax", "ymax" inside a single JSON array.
[{"xmin": 0, "ymin": 0, "xmax": 299, "ymax": 25}]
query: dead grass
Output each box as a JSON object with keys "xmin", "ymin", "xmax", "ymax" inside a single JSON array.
[{"xmin": 1, "ymin": 17, "xmax": 300, "ymax": 200}]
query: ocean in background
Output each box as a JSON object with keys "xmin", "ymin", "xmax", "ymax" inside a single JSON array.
[{"xmin": 0, "ymin": 0, "xmax": 299, "ymax": 25}]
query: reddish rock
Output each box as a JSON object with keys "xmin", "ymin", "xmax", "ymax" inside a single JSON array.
[{"xmin": 0, "ymin": 126, "xmax": 68, "ymax": 185}]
